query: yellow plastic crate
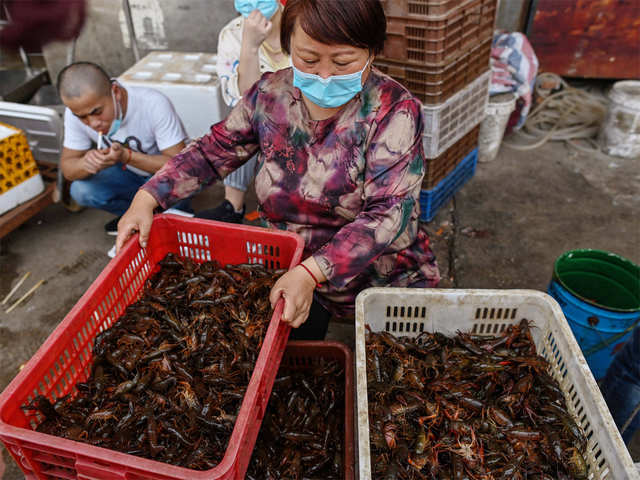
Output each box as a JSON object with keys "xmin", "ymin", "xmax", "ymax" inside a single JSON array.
[{"xmin": 0, "ymin": 122, "xmax": 44, "ymax": 215}]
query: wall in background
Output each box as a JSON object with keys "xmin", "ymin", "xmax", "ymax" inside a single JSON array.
[
  {"xmin": 527, "ymin": 0, "xmax": 640, "ymax": 79},
  {"xmin": 43, "ymin": 0, "xmax": 237, "ymax": 82},
  {"xmin": 39, "ymin": 0, "xmax": 533, "ymax": 87}
]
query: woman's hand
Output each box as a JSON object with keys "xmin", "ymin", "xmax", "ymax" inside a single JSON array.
[
  {"xmin": 242, "ymin": 9, "xmax": 272, "ymax": 52},
  {"xmin": 115, "ymin": 190, "xmax": 158, "ymax": 253},
  {"xmin": 269, "ymin": 265, "xmax": 316, "ymax": 328}
]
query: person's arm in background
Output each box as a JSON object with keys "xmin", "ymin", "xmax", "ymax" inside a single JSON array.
[
  {"xmin": 104, "ymin": 141, "xmax": 186, "ymax": 173},
  {"xmin": 217, "ymin": 19, "xmax": 245, "ymax": 107},
  {"xmin": 60, "ymin": 142, "xmax": 184, "ymax": 179},
  {"xmin": 61, "ymin": 147, "xmax": 109, "ymax": 180},
  {"xmin": 237, "ymin": 10, "xmax": 271, "ymax": 94},
  {"xmin": 218, "ymin": 12, "xmax": 271, "ymax": 108}
]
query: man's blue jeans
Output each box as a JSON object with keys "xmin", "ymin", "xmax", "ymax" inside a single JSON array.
[
  {"xmin": 70, "ymin": 164, "xmax": 191, "ymax": 216},
  {"xmin": 600, "ymin": 325, "xmax": 640, "ymax": 444}
]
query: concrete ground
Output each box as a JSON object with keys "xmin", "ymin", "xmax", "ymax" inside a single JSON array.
[{"xmin": 0, "ymin": 138, "xmax": 638, "ymax": 478}]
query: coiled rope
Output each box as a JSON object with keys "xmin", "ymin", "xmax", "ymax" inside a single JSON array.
[{"xmin": 503, "ymin": 73, "xmax": 608, "ymax": 152}]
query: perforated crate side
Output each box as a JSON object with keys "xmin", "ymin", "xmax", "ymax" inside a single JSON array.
[
  {"xmin": 378, "ymin": 0, "xmax": 497, "ymax": 67},
  {"xmin": 380, "ymin": 0, "xmax": 467, "ymax": 17},
  {"xmin": 419, "ymin": 147, "xmax": 477, "ymax": 222},
  {"xmin": 355, "ymin": 288, "xmax": 638, "ymax": 480},
  {"xmin": 374, "ymin": 37, "xmax": 491, "ymax": 105},
  {"xmin": 423, "ymin": 125, "xmax": 479, "ymax": 188},
  {"xmin": 422, "ymin": 70, "xmax": 489, "ymax": 158}
]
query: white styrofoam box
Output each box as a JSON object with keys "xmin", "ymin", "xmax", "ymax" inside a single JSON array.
[
  {"xmin": 0, "ymin": 102, "xmax": 63, "ymax": 165},
  {"xmin": 0, "ymin": 175, "xmax": 45, "ymax": 216},
  {"xmin": 422, "ymin": 70, "xmax": 490, "ymax": 159},
  {"xmin": 0, "ymin": 123, "xmax": 45, "ymax": 215},
  {"xmin": 355, "ymin": 288, "xmax": 638, "ymax": 480},
  {"xmin": 119, "ymin": 52, "xmax": 231, "ymax": 140}
]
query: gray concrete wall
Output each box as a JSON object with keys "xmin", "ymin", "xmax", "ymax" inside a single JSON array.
[{"xmin": 44, "ymin": 0, "xmax": 237, "ymax": 82}]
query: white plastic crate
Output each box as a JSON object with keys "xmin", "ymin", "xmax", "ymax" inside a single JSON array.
[
  {"xmin": 0, "ymin": 102, "xmax": 63, "ymax": 165},
  {"xmin": 119, "ymin": 52, "xmax": 231, "ymax": 140},
  {"xmin": 355, "ymin": 288, "xmax": 638, "ymax": 480},
  {"xmin": 422, "ymin": 70, "xmax": 490, "ymax": 159}
]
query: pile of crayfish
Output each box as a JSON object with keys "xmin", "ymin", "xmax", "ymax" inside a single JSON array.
[
  {"xmin": 367, "ymin": 319, "xmax": 589, "ymax": 479},
  {"xmin": 247, "ymin": 357, "xmax": 345, "ymax": 479},
  {"xmin": 23, "ymin": 253, "xmax": 283, "ymax": 470}
]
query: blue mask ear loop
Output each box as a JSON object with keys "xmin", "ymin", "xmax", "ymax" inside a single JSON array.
[{"xmin": 107, "ymin": 81, "xmax": 123, "ymax": 139}]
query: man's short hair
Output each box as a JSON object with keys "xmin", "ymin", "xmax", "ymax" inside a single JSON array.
[{"xmin": 57, "ymin": 61, "xmax": 112, "ymax": 99}]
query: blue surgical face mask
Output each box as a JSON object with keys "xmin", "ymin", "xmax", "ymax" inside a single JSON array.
[
  {"xmin": 107, "ymin": 84, "xmax": 122, "ymax": 138},
  {"xmin": 292, "ymin": 57, "xmax": 371, "ymax": 109},
  {"xmin": 234, "ymin": 0, "xmax": 279, "ymax": 19}
]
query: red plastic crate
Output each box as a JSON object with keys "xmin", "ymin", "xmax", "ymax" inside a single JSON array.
[
  {"xmin": 378, "ymin": 0, "xmax": 496, "ymax": 67},
  {"xmin": 255, "ymin": 341, "xmax": 355, "ymax": 480},
  {"xmin": 0, "ymin": 214, "xmax": 304, "ymax": 480}
]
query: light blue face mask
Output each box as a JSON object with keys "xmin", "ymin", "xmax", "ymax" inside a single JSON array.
[
  {"xmin": 292, "ymin": 57, "xmax": 371, "ymax": 109},
  {"xmin": 107, "ymin": 84, "xmax": 122, "ymax": 138},
  {"xmin": 234, "ymin": 0, "xmax": 279, "ymax": 19}
]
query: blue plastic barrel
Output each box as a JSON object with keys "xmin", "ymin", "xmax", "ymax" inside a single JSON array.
[{"xmin": 547, "ymin": 249, "xmax": 640, "ymax": 379}]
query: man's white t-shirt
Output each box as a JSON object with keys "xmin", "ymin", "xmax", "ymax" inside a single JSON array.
[{"xmin": 63, "ymin": 86, "xmax": 187, "ymax": 177}]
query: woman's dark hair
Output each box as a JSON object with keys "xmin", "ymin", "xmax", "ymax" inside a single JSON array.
[{"xmin": 281, "ymin": 0, "xmax": 386, "ymax": 55}]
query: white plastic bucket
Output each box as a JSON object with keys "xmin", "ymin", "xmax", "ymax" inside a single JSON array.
[
  {"xmin": 599, "ymin": 80, "xmax": 640, "ymax": 159},
  {"xmin": 478, "ymin": 92, "xmax": 516, "ymax": 162}
]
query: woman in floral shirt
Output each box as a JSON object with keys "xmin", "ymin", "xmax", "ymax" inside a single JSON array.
[{"xmin": 117, "ymin": 0, "xmax": 440, "ymax": 339}]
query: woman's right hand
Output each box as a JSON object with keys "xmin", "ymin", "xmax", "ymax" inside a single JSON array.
[
  {"xmin": 243, "ymin": 9, "xmax": 272, "ymax": 51},
  {"xmin": 115, "ymin": 190, "xmax": 158, "ymax": 254}
]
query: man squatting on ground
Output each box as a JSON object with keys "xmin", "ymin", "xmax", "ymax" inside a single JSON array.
[{"xmin": 58, "ymin": 62, "xmax": 191, "ymax": 234}]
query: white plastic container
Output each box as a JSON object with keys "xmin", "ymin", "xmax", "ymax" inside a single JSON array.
[
  {"xmin": 119, "ymin": 52, "xmax": 231, "ymax": 140},
  {"xmin": 599, "ymin": 80, "xmax": 640, "ymax": 159},
  {"xmin": 355, "ymin": 288, "xmax": 638, "ymax": 480},
  {"xmin": 422, "ymin": 70, "xmax": 490, "ymax": 159},
  {"xmin": 478, "ymin": 92, "xmax": 516, "ymax": 162},
  {"xmin": 0, "ymin": 102, "xmax": 63, "ymax": 165}
]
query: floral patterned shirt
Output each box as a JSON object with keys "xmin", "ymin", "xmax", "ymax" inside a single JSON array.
[{"xmin": 142, "ymin": 67, "xmax": 440, "ymax": 317}]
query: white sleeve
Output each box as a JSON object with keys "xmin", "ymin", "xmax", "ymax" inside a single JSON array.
[
  {"xmin": 217, "ymin": 20, "xmax": 243, "ymax": 108},
  {"xmin": 150, "ymin": 93, "xmax": 188, "ymax": 151},
  {"xmin": 62, "ymin": 108, "xmax": 93, "ymax": 151}
]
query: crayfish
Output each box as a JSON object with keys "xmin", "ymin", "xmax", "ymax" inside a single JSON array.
[
  {"xmin": 366, "ymin": 320, "xmax": 589, "ymax": 479},
  {"xmin": 246, "ymin": 358, "xmax": 345, "ymax": 479},
  {"xmin": 22, "ymin": 253, "xmax": 282, "ymax": 470}
]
